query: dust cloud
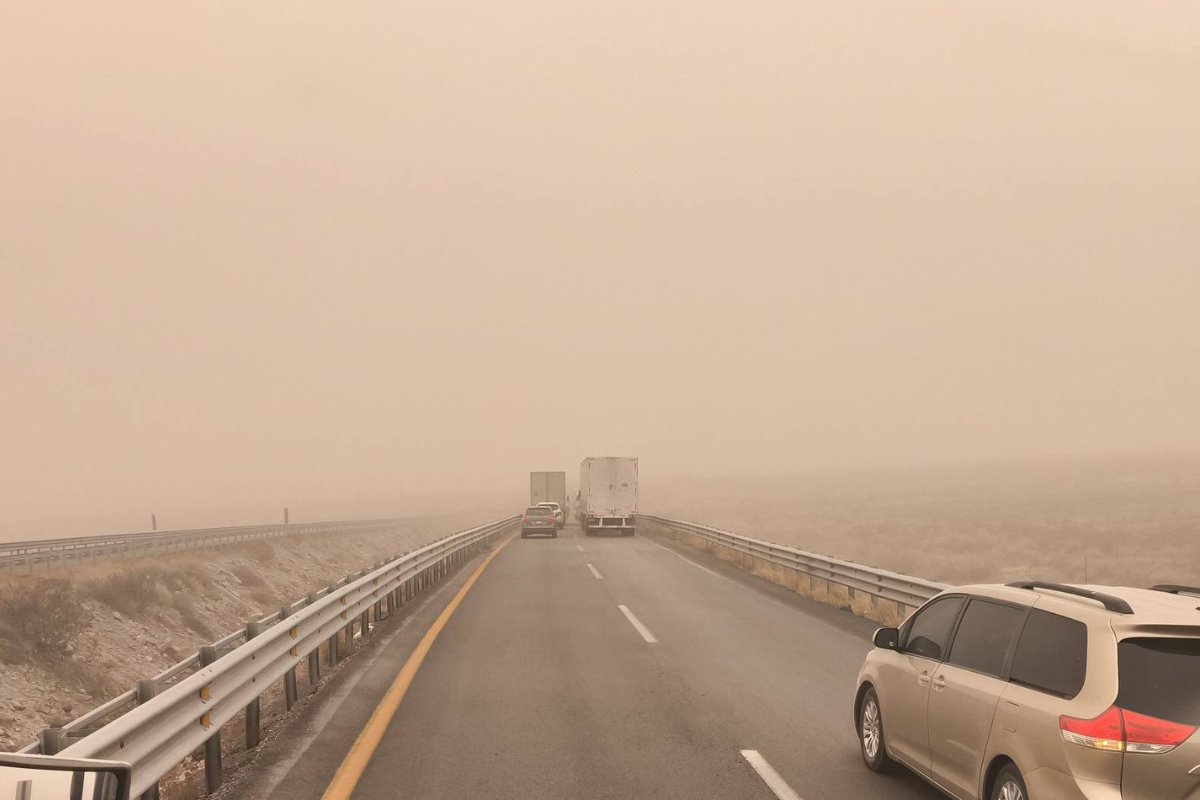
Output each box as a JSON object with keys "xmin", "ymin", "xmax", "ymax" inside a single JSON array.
[{"xmin": 2, "ymin": 2, "xmax": 1198, "ymax": 539}]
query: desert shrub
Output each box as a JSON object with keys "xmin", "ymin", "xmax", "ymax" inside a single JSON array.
[
  {"xmin": 231, "ymin": 564, "xmax": 267, "ymax": 588},
  {"xmin": 0, "ymin": 579, "xmax": 89, "ymax": 661},
  {"xmin": 239, "ymin": 540, "xmax": 276, "ymax": 564},
  {"xmin": 89, "ymin": 567, "xmax": 161, "ymax": 616},
  {"xmin": 49, "ymin": 656, "xmax": 116, "ymax": 699},
  {"xmin": 248, "ymin": 586, "xmax": 277, "ymax": 610},
  {"xmin": 171, "ymin": 592, "xmax": 214, "ymax": 640}
]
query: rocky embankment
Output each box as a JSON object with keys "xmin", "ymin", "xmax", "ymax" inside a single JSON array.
[{"xmin": 0, "ymin": 513, "xmax": 493, "ymax": 752}]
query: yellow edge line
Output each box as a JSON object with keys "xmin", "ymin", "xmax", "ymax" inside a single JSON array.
[{"xmin": 321, "ymin": 535, "xmax": 515, "ymax": 800}]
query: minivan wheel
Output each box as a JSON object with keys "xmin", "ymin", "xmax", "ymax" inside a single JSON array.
[
  {"xmin": 991, "ymin": 765, "xmax": 1028, "ymax": 800},
  {"xmin": 859, "ymin": 687, "xmax": 893, "ymax": 772}
]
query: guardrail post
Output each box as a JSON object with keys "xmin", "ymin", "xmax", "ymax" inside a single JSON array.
[
  {"xmin": 244, "ymin": 621, "xmax": 264, "ymax": 749},
  {"xmin": 280, "ymin": 606, "xmax": 299, "ymax": 710},
  {"xmin": 39, "ymin": 726, "xmax": 64, "ymax": 755},
  {"xmin": 40, "ymin": 727, "xmax": 83, "ymax": 800},
  {"xmin": 360, "ymin": 608, "xmax": 370, "ymax": 639},
  {"xmin": 305, "ymin": 593, "xmax": 322, "ymax": 686},
  {"xmin": 198, "ymin": 645, "xmax": 223, "ymax": 793},
  {"xmin": 327, "ymin": 583, "xmax": 340, "ymax": 664},
  {"xmin": 135, "ymin": 681, "xmax": 161, "ymax": 799},
  {"xmin": 343, "ymin": 575, "xmax": 357, "ymax": 652}
]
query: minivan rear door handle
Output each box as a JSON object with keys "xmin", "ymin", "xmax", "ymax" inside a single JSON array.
[
  {"xmin": 931, "ymin": 675, "xmax": 947, "ymax": 690},
  {"xmin": 917, "ymin": 671, "xmax": 931, "ymax": 687}
]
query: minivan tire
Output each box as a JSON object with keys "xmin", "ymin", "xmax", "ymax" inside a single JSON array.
[
  {"xmin": 858, "ymin": 687, "xmax": 893, "ymax": 773},
  {"xmin": 990, "ymin": 764, "xmax": 1028, "ymax": 800}
]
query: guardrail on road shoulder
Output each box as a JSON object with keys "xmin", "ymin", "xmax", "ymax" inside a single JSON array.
[
  {"xmin": 643, "ymin": 516, "xmax": 946, "ymax": 626},
  {"xmin": 15, "ymin": 516, "xmax": 518, "ymax": 798},
  {"xmin": 0, "ymin": 519, "xmax": 427, "ymax": 574}
]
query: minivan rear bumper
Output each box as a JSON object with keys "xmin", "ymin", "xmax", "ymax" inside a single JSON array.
[{"xmin": 1025, "ymin": 767, "xmax": 1121, "ymax": 800}]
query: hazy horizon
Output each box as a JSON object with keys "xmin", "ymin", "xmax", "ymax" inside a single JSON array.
[{"xmin": 3, "ymin": 1, "xmax": 1199, "ymax": 538}]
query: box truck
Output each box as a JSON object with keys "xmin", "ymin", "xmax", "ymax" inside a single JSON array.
[
  {"xmin": 578, "ymin": 457, "xmax": 638, "ymax": 536},
  {"xmin": 529, "ymin": 471, "xmax": 568, "ymax": 516}
]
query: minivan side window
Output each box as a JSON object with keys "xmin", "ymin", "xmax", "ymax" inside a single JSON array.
[
  {"xmin": 901, "ymin": 596, "xmax": 964, "ymax": 661},
  {"xmin": 1009, "ymin": 610, "xmax": 1088, "ymax": 698},
  {"xmin": 946, "ymin": 599, "xmax": 1025, "ymax": 679}
]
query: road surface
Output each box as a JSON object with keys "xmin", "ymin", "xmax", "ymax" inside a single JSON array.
[{"xmin": 225, "ymin": 524, "xmax": 942, "ymax": 800}]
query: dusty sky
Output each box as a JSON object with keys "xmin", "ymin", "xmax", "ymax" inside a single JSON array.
[{"xmin": 2, "ymin": 2, "xmax": 1199, "ymax": 536}]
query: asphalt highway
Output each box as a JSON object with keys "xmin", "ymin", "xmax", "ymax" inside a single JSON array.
[{"xmin": 230, "ymin": 523, "xmax": 944, "ymax": 800}]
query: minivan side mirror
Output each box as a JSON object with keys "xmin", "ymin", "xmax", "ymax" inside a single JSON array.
[
  {"xmin": 0, "ymin": 753, "xmax": 131, "ymax": 800},
  {"xmin": 873, "ymin": 627, "xmax": 900, "ymax": 650}
]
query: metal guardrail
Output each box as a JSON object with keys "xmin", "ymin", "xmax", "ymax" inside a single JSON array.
[
  {"xmin": 14, "ymin": 517, "xmax": 517, "ymax": 797},
  {"xmin": 643, "ymin": 516, "xmax": 947, "ymax": 610},
  {"xmin": 0, "ymin": 519, "xmax": 422, "ymax": 573}
]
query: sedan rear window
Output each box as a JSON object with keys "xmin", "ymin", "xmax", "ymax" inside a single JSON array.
[
  {"xmin": 525, "ymin": 507, "xmax": 554, "ymax": 515},
  {"xmin": 1117, "ymin": 638, "xmax": 1200, "ymax": 726}
]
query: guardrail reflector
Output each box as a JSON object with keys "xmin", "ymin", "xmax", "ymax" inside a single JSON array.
[
  {"xmin": 289, "ymin": 626, "xmax": 298, "ymax": 639},
  {"xmin": 199, "ymin": 687, "xmax": 211, "ymax": 703},
  {"xmin": 200, "ymin": 713, "xmax": 211, "ymax": 730},
  {"xmin": 290, "ymin": 646, "xmax": 298, "ymax": 657},
  {"xmin": 340, "ymin": 611, "xmax": 348, "ymax": 620}
]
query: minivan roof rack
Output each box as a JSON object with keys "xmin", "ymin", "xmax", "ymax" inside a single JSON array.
[
  {"xmin": 1006, "ymin": 581, "xmax": 1134, "ymax": 614},
  {"xmin": 1148, "ymin": 584, "xmax": 1200, "ymax": 597}
]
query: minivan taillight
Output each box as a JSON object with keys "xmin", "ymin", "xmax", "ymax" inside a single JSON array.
[
  {"xmin": 1060, "ymin": 705, "xmax": 1197, "ymax": 754},
  {"xmin": 1123, "ymin": 710, "xmax": 1198, "ymax": 753},
  {"xmin": 522, "ymin": 516, "xmax": 530, "ymax": 524},
  {"xmin": 1060, "ymin": 706, "xmax": 1125, "ymax": 751}
]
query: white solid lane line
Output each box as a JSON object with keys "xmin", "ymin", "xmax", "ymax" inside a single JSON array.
[
  {"xmin": 645, "ymin": 537, "xmax": 726, "ymax": 579},
  {"xmin": 740, "ymin": 750, "xmax": 804, "ymax": 800},
  {"xmin": 587, "ymin": 563, "xmax": 603, "ymax": 580},
  {"xmin": 617, "ymin": 605, "xmax": 658, "ymax": 644}
]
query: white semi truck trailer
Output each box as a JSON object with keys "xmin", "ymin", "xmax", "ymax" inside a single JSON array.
[
  {"xmin": 578, "ymin": 457, "xmax": 638, "ymax": 536},
  {"xmin": 529, "ymin": 471, "xmax": 568, "ymax": 513}
]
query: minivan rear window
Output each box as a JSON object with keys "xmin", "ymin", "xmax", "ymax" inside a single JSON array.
[
  {"xmin": 1117, "ymin": 638, "xmax": 1200, "ymax": 726},
  {"xmin": 1009, "ymin": 610, "xmax": 1088, "ymax": 698},
  {"xmin": 526, "ymin": 507, "xmax": 554, "ymax": 515}
]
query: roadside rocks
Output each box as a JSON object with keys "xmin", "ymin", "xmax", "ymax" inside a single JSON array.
[{"xmin": 0, "ymin": 512, "xmax": 494, "ymax": 751}]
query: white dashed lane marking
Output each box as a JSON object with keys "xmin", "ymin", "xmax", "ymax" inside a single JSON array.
[
  {"xmin": 617, "ymin": 605, "xmax": 658, "ymax": 644},
  {"xmin": 740, "ymin": 750, "xmax": 804, "ymax": 800}
]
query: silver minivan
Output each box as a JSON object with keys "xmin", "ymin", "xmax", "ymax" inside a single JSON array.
[{"xmin": 855, "ymin": 582, "xmax": 1200, "ymax": 799}]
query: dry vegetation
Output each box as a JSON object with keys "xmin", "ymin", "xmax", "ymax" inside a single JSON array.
[
  {"xmin": 649, "ymin": 453, "xmax": 1200, "ymax": 588},
  {"xmin": 0, "ymin": 509, "xmax": 503, "ymax": 754}
]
